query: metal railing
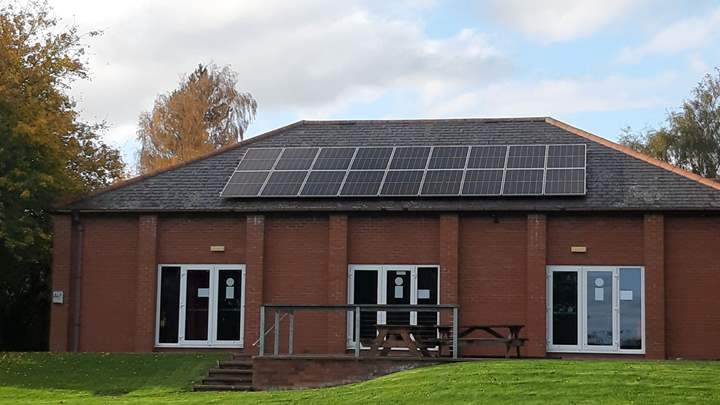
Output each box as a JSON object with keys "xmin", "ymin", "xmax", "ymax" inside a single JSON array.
[{"xmin": 258, "ymin": 304, "xmax": 460, "ymax": 359}]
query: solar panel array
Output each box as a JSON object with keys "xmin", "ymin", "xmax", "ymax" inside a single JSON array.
[{"xmin": 221, "ymin": 144, "xmax": 586, "ymax": 198}]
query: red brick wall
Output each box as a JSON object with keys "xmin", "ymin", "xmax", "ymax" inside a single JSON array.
[
  {"xmin": 157, "ymin": 215, "xmax": 246, "ymax": 264},
  {"xmin": 264, "ymin": 216, "xmax": 330, "ymax": 354},
  {"xmin": 79, "ymin": 215, "xmax": 138, "ymax": 351},
  {"xmin": 48, "ymin": 211, "xmax": 720, "ymax": 359},
  {"xmin": 547, "ymin": 214, "xmax": 644, "ymax": 265},
  {"xmin": 49, "ymin": 215, "xmax": 72, "ymax": 352},
  {"xmin": 665, "ymin": 215, "xmax": 720, "ymax": 359},
  {"xmin": 349, "ymin": 215, "xmax": 439, "ymax": 264}
]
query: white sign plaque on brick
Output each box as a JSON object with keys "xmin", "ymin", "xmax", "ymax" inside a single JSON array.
[{"xmin": 52, "ymin": 291, "xmax": 64, "ymax": 304}]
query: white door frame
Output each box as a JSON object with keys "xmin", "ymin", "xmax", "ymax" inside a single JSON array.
[
  {"xmin": 346, "ymin": 264, "xmax": 438, "ymax": 348},
  {"xmin": 546, "ymin": 265, "xmax": 645, "ymax": 354},
  {"xmin": 156, "ymin": 264, "xmax": 246, "ymax": 348}
]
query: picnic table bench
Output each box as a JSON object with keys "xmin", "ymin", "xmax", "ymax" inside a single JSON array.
[{"xmin": 365, "ymin": 323, "xmax": 526, "ymax": 359}]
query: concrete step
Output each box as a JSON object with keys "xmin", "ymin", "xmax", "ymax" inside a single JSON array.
[
  {"xmin": 203, "ymin": 375, "xmax": 252, "ymax": 384},
  {"xmin": 192, "ymin": 383, "xmax": 252, "ymax": 392},
  {"xmin": 208, "ymin": 368, "xmax": 252, "ymax": 376},
  {"xmin": 218, "ymin": 360, "xmax": 253, "ymax": 369}
]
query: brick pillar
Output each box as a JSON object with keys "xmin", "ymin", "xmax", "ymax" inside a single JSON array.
[
  {"xmin": 245, "ymin": 215, "xmax": 265, "ymax": 354},
  {"xmin": 525, "ymin": 214, "xmax": 547, "ymax": 357},
  {"xmin": 439, "ymin": 214, "xmax": 459, "ymax": 330},
  {"xmin": 327, "ymin": 214, "xmax": 348, "ymax": 353},
  {"xmin": 644, "ymin": 213, "xmax": 666, "ymax": 359},
  {"xmin": 134, "ymin": 214, "xmax": 158, "ymax": 352},
  {"xmin": 49, "ymin": 215, "xmax": 73, "ymax": 352}
]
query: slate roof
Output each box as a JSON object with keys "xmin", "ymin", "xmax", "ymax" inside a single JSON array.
[{"xmin": 60, "ymin": 117, "xmax": 720, "ymax": 212}]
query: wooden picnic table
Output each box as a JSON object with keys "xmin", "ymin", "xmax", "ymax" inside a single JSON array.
[
  {"xmin": 366, "ymin": 324, "xmax": 526, "ymax": 359},
  {"xmin": 455, "ymin": 324, "xmax": 526, "ymax": 358}
]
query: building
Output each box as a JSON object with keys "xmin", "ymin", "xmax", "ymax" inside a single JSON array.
[{"xmin": 50, "ymin": 117, "xmax": 720, "ymax": 360}]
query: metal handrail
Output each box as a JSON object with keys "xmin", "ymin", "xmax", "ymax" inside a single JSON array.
[
  {"xmin": 251, "ymin": 312, "xmax": 288, "ymax": 348},
  {"xmin": 258, "ymin": 304, "xmax": 459, "ymax": 359}
]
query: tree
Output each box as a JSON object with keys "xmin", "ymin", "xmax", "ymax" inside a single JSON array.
[
  {"xmin": 620, "ymin": 69, "xmax": 720, "ymax": 179},
  {"xmin": 0, "ymin": 1, "xmax": 125, "ymax": 350},
  {"xmin": 137, "ymin": 64, "xmax": 257, "ymax": 174}
]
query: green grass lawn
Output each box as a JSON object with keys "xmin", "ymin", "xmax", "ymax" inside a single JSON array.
[{"xmin": 1, "ymin": 353, "xmax": 719, "ymax": 404}]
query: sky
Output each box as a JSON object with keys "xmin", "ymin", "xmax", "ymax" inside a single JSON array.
[{"xmin": 50, "ymin": 0, "xmax": 720, "ymax": 169}]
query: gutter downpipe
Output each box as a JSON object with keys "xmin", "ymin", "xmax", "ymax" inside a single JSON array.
[{"xmin": 70, "ymin": 212, "xmax": 84, "ymax": 352}]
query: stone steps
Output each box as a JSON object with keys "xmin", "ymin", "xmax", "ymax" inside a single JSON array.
[{"xmin": 192, "ymin": 354, "xmax": 254, "ymax": 392}]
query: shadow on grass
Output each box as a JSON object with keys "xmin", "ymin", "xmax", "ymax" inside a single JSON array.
[{"xmin": 0, "ymin": 352, "xmax": 227, "ymax": 397}]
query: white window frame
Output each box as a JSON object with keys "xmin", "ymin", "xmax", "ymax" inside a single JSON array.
[
  {"xmin": 155, "ymin": 264, "xmax": 246, "ymax": 349},
  {"xmin": 346, "ymin": 264, "xmax": 440, "ymax": 348},
  {"xmin": 546, "ymin": 265, "xmax": 645, "ymax": 354}
]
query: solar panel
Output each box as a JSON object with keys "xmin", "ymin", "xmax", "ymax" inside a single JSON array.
[
  {"xmin": 421, "ymin": 170, "xmax": 463, "ymax": 195},
  {"xmin": 462, "ymin": 170, "xmax": 503, "ymax": 195},
  {"xmin": 428, "ymin": 147, "xmax": 469, "ymax": 169},
  {"xmin": 261, "ymin": 171, "xmax": 307, "ymax": 196},
  {"xmin": 340, "ymin": 170, "xmax": 385, "ymax": 196},
  {"xmin": 351, "ymin": 147, "xmax": 393, "ymax": 170},
  {"xmin": 380, "ymin": 170, "xmax": 424, "ymax": 195},
  {"xmin": 389, "ymin": 147, "xmax": 431, "ymax": 169},
  {"xmin": 467, "ymin": 146, "xmax": 507, "ymax": 169},
  {"xmin": 236, "ymin": 148, "xmax": 282, "ymax": 170},
  {"xmin": 221, "ymin": 143, "xmax": 588, "ymax": 198},
  {"xmin": 507, "ymin": 145, "xmax": 546, "ymax": 169},
  {"xmin": 223, "ymin": 171, "xmax": 270, "ymax": 196},
  {"xmin": 274, "ymin": 148, "xmax": 319, "ymax": 170},
  {"xmin": 503, "ymin": 169, "xmax": 544, "ymax": 195},
  {"xmin": 312, "ymin": 147, "xmax": 355, "ymax": 170},
  {"xmin": 545, "ymin": 168, "xmax": 585, "ymax": 195},
  {"xmin": 547, "ymin": 144, "xmax": 586, "ymax": 168},
  {"xmin": 300, "ymin": 171, "xmax": 346, "ymax": 196}
]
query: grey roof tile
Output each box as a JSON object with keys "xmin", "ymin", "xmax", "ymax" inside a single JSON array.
[{"xmin": 62, "ymin": 118, "xmax": 720, "ymax": 212}]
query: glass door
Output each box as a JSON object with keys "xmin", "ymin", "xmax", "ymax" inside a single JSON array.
[
  {"xmin": 583, "ymin": 269, "xmax": 617, "ymax": 351},
  {"xmin": 384, "ymin": 266, "xmax": 414, "ymax": 326},
  {"xmin": 174, "ymin": 265, "xmax": 246, "ymax": 347},
  {"xmin": 213, "ymin": 267, "xmax": 245, "ymax": 345},
  {"xmin": 181, "ymin": 267, "xmax": 211, "ymax": 343}
]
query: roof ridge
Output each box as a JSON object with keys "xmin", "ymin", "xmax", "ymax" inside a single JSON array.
[
  {"xmin": 545, "ymin": 117, "xmax": 720, "ymax": 192},
  {"xmin": 300, "ymin": 117, "xmax": 549, "ymax": 125},
  {"xmin": 54, "ymin": 120, "xmax": 306, "ymax": 210}
]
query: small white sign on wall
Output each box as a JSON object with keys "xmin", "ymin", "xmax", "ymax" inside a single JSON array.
[{"xmin": 52, "ymin": 290, "xmax": 64, "ymax": 304}]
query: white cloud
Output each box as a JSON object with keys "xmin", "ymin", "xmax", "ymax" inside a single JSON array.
[
  {"xmin": 50, "ymin": 0, "xmax": 509, "ymax": 164},
  {"xmin": 617, "ymin": 8, "xmax": 720, "ymax": 63},
  {"xmin": 486, "ymin": 0, "xmax": 641, "ymax": 43},
  {"xmin": 426, "ymin": 72, "xmax": 677, "ymax": 118}
]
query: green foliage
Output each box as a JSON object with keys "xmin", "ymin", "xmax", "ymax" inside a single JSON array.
[
  {"xmin": 620, "ymin": 69, "xmax": 720, "ymax": 179},
  {"xmin": 0, "ymin": 1, "xmax": 125, "ymax": 350},
  {"xmin": 1, "ymin": 354, "xmax": 720, "ymax": 404}
]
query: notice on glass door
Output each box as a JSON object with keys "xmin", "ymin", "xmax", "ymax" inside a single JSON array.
[
  {"xmin": 394, "ymin": 286, "xmax": 404, "ymax": 299},
  {"xmin": 594, "ymin": 287, "xmax": 604, "ymax": 301}
]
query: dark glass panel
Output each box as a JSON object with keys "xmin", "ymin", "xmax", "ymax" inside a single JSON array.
[{"xmin": 158, "ymin": 266, "xmax": 180, "ymax": 344}]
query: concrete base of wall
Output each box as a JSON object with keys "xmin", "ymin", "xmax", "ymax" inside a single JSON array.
[{"xmin": 252, "ymin": 356, "xmax": 454, "ymax": 390}]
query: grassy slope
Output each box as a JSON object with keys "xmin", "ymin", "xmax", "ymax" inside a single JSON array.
[{"xmin": 1, "ymin": 353, "xmax": 719, "ymax": 404}]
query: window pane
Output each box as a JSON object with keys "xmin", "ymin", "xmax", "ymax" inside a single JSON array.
[
  {"xmin": 158, "ymin": 266, "xmax": 180, "ymax": 344},
  {"xmin": 620, "ymin": 268, "xmax": 642, "ymax": 350},
  {"xmin": 216, "ymin": 270, "xmax": 243, "ymax": 341},
  {"xmin": 586, "ymin": 271, "xmax": 613, "ymax": 346},
  {"xmin": 552, "ymin": 272, "xmax": 578, "ymax": 345},
  {"xmin": 353, "ymin": 271, "xmax": 379, "ymax": 341},
  {"xmin": 185, "ymin": 270, "xmax": 210, "ymax": 341}
]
